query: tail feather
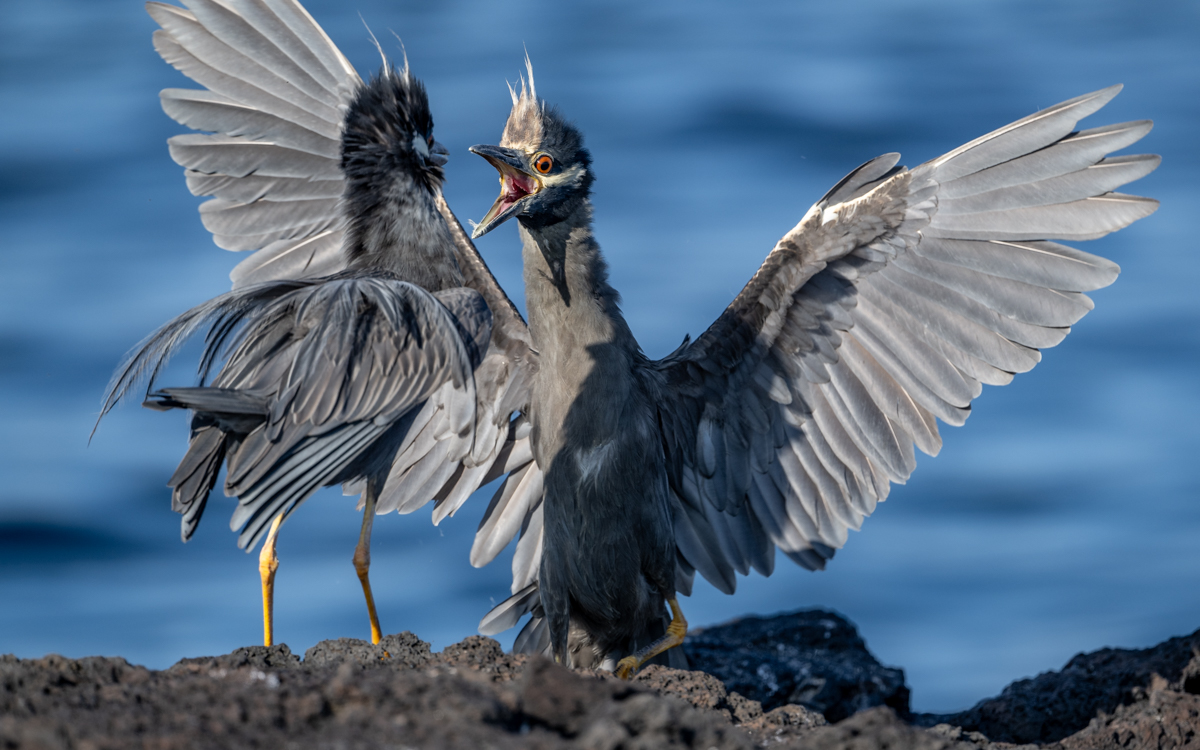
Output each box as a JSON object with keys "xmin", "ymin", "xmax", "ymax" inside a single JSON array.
[{"xmin": 169, "ymin": 425, "xmax": 227, "ymax": 541}]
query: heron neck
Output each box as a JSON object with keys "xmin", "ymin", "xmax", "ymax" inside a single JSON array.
[
  {"xmin": 342, "ymin": 171, "xmax": 464, "ymax": 290},
  {"xmin": 519, "ymin": 198, "xmax": 639, "ymax": 369}
]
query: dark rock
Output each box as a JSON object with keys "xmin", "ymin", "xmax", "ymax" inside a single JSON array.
[
  {"xmin": 0, "ymin": 652, "xmax": 152, "ymax": 717},
  {"xmin": 302, "ymin": 630, "xmax": 433, "ymax": 668},
  {"xmin": 171, "ymin": 642, "xmax": 301, "ymax": 672},
  {"xmin": 800, "ymin": 707, "xmax": 960, "ymax": 750},
  {"xmin": 440, "ymin": 634, "xmax": 530, "ymax": 680},
  {"xmin": 303, "ymin": 635, "xmax": 388, "ymax": 666},
  {"xmin": 728, "ymin": 692, "xmax": 766, "ymax": 724},
  {"xmin": 1180, "ymin": 652, "xmax": 1200, "ymax": 695},
  {"xmin": 518, "ymin": 660, "xmax": 754, "ymax": 747},
  {"xmin": 684, "ymin": 609, "xmax": 910, "ymax": 721},
  {"xmin": 630, "ymin": 663, "xmax": 778, "ymax": 730},
  {"xmin": 0, "ymin": 636, "xmax": 752, "ymax": 749},
  {"xmin": 741, "ymin": 703, "xmax": 828, "ymax": 745},
  {"xmin": 1060, "ymin": 674, "xmax": 1200, "ymax": 750},
  {"xmin": 916, "ymin": 628, "xmax": 1200, "ymax": 744},
  {"xmin": 923, "ymin": 723, "xmax": 993, "ymax": 746},
  {"xmin": 634, "ymin": 663, "xmax": 731, "ymax": 712},
  {"xmin": 521, "ymin": 657, "xmax": 620, "ymax": 736},
  {"xmin": 5, "ymin": 621, "xmax": 1200, "ymax": 750}
]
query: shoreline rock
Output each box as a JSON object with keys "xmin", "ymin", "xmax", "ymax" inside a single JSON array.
[
  {"xmin": 914, "ymin": 628, "xmax": 1200, "ymax": 744},
  {"xmin": 684, "ymin": 609, "xmax": 910, "ymax": 722},
  {"xmin": 2, "ymin": 611, "xmax": 1197, "ymax": 749}
]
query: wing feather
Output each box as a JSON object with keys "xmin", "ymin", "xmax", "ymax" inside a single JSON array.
[
  {"xmin": 651, "ymin": 86, "xmax": 1157, "ymax": 594},
  {"xmin": 229, "ymin": 232, "xmax": 345, "ymax": 287},
  {"xmin": 148, "ymin": 0, "xmax": 357, "ymax": 286}
]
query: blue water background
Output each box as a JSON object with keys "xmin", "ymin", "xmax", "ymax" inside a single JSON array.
[{"xmin": 1, "ymin": 0, "xmax": 1197, "ymax": 713}]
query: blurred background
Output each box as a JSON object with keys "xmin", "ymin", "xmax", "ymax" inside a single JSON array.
[{"xmin": 1, "ymin": 0, "xmax": 1197, "ymax": 714}]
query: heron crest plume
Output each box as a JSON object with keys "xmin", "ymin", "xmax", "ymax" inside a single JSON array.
[
  {"xmin": 342, "ymin": 67, "xmax": 439, "ymax": 190},
  {"xmin": 500, "ymin": 57, "xmax": 584, "ymax": 161},
  {"xmin": 341, "ymin": 65, "xmax": 459, "ymax": 288}
]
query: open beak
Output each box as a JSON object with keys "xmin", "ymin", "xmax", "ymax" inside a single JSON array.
[{"xmin": 470, "ymin": 144, "xmax": 540, "ymax": 239}]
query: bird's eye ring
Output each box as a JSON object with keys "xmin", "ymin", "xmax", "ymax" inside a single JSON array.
[{"xmin": 534, "ymin": 154, "xmax": 553, "ymax": 174}]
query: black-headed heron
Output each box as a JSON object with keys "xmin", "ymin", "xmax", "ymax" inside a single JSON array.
[{"xmin": 99, "ymin": 0, "xmax": 533, "ymax": 647}]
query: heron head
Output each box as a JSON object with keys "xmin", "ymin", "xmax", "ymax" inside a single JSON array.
[
  {"xmin": 469, "ymin": 58, "xmax": 592, "ymax": 239},
  {"xmin": 342, "ymin": 64, "xmax": 450, "ymax": 191}
]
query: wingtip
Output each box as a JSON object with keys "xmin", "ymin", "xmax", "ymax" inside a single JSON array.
[{"xmin": 1083, "ymin": 83, "xmax": 1123, "ymax": 109}]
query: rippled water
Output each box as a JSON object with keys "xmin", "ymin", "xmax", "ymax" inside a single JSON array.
[{"xmin": 1, "ymin": 0, "xmax": 1197, "ymax": 713}]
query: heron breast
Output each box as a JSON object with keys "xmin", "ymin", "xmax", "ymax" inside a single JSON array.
[{"xmin": 575, "ymin": 440, "xmax": 617, "ymax": 486}]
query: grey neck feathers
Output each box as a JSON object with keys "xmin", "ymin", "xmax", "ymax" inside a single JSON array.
[
  {"xmin": 519, "ymin": 199, "xmax": 637, "ymax": 357},
  {"xmin": 342, "ymin": 172, "xmax": 463, "ymax": 291}
]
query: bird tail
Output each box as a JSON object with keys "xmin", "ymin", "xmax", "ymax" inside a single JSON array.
[
  {"xmin": 95, "ymin": 279, "xmax": 308, "ymax": 437},
  {"xmin": 167, "ymin": 424, "xmax": 228, "ymax": 542}
]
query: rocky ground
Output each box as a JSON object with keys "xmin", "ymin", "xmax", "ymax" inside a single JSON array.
[{"xmin": 2, "ymin": 611, "xmax": 1197, "ymax": 749}]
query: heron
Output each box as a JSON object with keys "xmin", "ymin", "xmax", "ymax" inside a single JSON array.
[
  {"xmin": 467, "ymin": 63, "xmax": 1158, "ymax": 677},
  {"xmin": 99, "ymin": 0, "xmax": 532, "ymax": 648}
]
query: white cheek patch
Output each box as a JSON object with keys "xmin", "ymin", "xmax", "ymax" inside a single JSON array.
[{"xmin": 540, "ymin": 162, "xmax": 587, "ymax": 189}]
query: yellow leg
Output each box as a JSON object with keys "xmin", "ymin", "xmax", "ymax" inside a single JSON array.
[
  {"xmin": 353, "ymin": 483, "xmax": 383, "ymax": 645},
  {"xmin": 258, "ymin": 514, "xmax": 284, "ymax": 647},
  {"xmin": 615, "ymin": 598, "xmax": 688, "ymax": 679}
]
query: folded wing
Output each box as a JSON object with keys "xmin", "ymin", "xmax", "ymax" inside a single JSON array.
[
  {"xmin": 102, "ymin": 275, "xmax": 491, "ymax": 548},
  {"xmin": 373, "ymin": 203, "xmax": 539, "ymax": 529}
]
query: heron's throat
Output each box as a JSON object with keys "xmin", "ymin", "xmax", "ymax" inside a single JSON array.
[{"xmin": 519, "ymin": 199, "xmax": 636, "ymax": 358}]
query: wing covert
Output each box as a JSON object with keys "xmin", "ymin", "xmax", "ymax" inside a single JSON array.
[{"xmin": 653, "ymin": 85, "xmax": 1158, "ymax": 593}]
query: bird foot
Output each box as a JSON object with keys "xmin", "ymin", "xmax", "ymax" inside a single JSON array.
[
  {"xmin": 612, "ymin": 598, "xmax": 688, "ymax": 680},
  {"xmin": 614, "ymin": 656, "xmax": 640, "ymax": 680}
]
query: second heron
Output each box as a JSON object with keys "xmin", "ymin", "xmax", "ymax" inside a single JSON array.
[{"xmin": 469, "ymin": 64, "xmax": 1158, "ymax": 676}]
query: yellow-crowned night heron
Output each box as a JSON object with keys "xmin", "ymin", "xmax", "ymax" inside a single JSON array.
[
  {"xmin": 99, "ymin": 0, "xmax": 532, "ymax": 647},
  {"xmin": 467, "ymin": 62, "xmax": 1158, "ymax": 677}
]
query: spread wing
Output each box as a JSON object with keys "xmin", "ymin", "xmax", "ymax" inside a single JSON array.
[
  {"xmin": 147, "ymin": 0, "xmax": 361, "ymax": 287},
  {"xmin": 474, "ymin": 86, "xmax": 1159, "ymax": 648},
  {"xmin": 146, "ymin": 0, "xmax": 543, "ymax": 538},
  {"xmin": 653, "ymin": 85, "xmax": 1158, "ymax": 593}
]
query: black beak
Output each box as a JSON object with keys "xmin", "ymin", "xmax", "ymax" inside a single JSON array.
[
  {"xmin": 427, "ymin": 140, "xmax": 449, "ymax": 167},
  {"xmin": 470, "ymin": 144, "xmax": 541, "ymax": 239}
]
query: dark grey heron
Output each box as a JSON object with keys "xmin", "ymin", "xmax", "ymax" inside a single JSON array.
[
  {"xmin": 467, "ymin": 64, "xmax": 1158, "ymax": 676},
  {"xmin": 99, "ymin": 0, "xmax": 533, "ymax": 647}
]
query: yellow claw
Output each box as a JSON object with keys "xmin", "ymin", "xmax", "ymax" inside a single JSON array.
[
  {"xmin": 614, "ymin": 598, "xmax": 688, "ymax": 680},
  {"xmin": 615, "ymin": 655, "xmax": 639, "ymax": 679}
]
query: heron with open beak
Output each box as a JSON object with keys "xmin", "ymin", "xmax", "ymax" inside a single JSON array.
[{"xmin": 467, "ymin": 61, "xmax": 1158, "ymax": 677}]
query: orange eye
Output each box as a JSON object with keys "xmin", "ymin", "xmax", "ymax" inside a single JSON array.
[{"xmin": 534, "ymin": 154, "xmax": 553, "ymax": 174}]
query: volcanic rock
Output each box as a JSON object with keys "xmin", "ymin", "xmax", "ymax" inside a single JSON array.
[{"xmin": 684, "ymin": 608, "xmax": 910, "ymax": 721}]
